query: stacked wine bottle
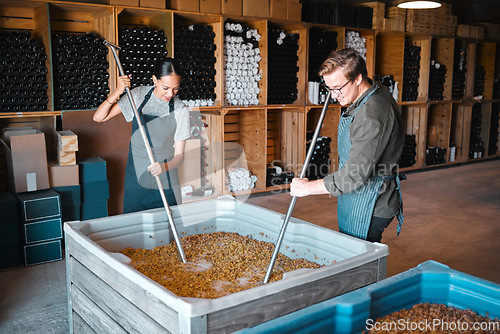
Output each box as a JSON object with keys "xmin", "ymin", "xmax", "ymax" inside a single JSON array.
[
  {"xmin": 0, "ymin": 30, "xmax": 49, "ymax": 112},
  {"xmin": 268, "ymin": 27, "xmax": 300, "ymax": 105},
  {"xmin": 266, "ymin": 163, "xmax": 294, "ymax": 187},
  {"xmin": 174, "ymin": 24, "xmax": 216, "ymax": 107},
  {"xmin": 428, "ymin": 60, "xmax": 446, "ymax": 101},
  {"xmin": 473, "ymin": 66, "xmax": 486, "ymax": 98},
  {"xmin": 452, "ymin": 39, "xmax": 467, "ymax": 100},
  {"xmin": 470, "ymin": 103, "xmax": 484, "ymax": 159},
  {"xmin": 402, "ymin": 38, "xmax": 420, "ymax": 102},
  {"xmin": 52, "ymin": 32, "xmax": 109, "ymax": 110},
  {"xmin": 224, "ymin": 21, "xmax": 262, "ymax": 106},
  {"xmin": 308, "ymin": 28, "xmax": 337, "ymax": 83},
  {"xmin": 374, "ymin": 74, "xmax": 396, "ymax": 95},
  {"xmin": 398, "ymin": 134, "xmax": 417, "ymax": 168},
  {"xmin": 305, "ymin": 134, "xmax": 331, "ymax": 180},
  {"xmin": 345, "ymin": 30, "xmax": 367, "ymax": 62},
  {"xmin": 489, "ymin": 103, "xmax": 499, "ymax": 155},
  {"xmin": 118, "ymin": 26, "xmax": 168, "ymax": 88},
  {"xmin": 308, "ymin": 28, "xmax": 337, "ymax": 103},
  {"xmin": 425, "ymin": 147, "xmax": 446, "ymax": 166}
]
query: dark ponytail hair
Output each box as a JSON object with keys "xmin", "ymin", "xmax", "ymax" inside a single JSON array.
[{"xmin": 153, "ymin": 57, "xmax": 184, "ymax": 79}]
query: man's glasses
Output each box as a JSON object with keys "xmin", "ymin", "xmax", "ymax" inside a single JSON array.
[{"xmin": 321, "ymin": 78, "xmax": 351, "ymax": 95}]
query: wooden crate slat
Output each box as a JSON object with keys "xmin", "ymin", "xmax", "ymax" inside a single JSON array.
[
  {"xmin": 71, "ymin": 258, "xmax": 167, "ymax": 333},
  {"xmin": 431, "ymin": 38, "xmax": 454, "ymax": 101}
]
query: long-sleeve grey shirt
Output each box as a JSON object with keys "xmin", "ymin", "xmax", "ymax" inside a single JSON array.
[{"xmin": 323, "ymin": 80, "xmax": 405, "ymax": 218}]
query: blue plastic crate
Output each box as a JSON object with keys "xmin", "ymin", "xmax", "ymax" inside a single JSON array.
[{"xmin": 239, "ymin": 261, "xmax": 500, "ymax": 334}]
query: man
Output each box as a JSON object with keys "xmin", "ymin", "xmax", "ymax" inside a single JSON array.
[{"xmin": 290, "ymin": 48, "xmax": 405, "ymax": 242}]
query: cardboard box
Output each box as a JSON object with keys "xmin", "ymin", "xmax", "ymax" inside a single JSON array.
[
  {"xmin": 222, "ymin": 0, "xmax": 242, "ymax": 15},
  {"xmin": 1, "ymin": 128, "xmax": 49, "ymax": 193},
  {"xmin": 17, "ymin": 189, "xmax": 61, "ymax": 222},
  {"xmin": 0, "ymin": 223, "xmax": 19, "ymax": 246},
  {"xmin": 167, "ymin": 0, "xmax": 199, "ymax": 12},
  {"xmin": 21, "ymin": 218, "xmax": 63, "ymax": 245},
  {"xmin": 287, "ymin": 1, "xmax": 302, "ymax": 21},
  {"xmin": 103, "ymin": 0, "xmax": 139, "ymax": 6},
  {"xmin": 48, "ymin": 161, "xmax": 79, "ymax": 188},
  {"xmin": 81, "ymin": 180, "xmax": 110, "ymax": 203},
  {"xmin": 270, "ymin": 0, "xmax": 287, "ymax": 20},
  {"xmin": 78, "ymin": 157, "xmax": 107, "ymax": 183},
  {"xmin": 62, "ymin": 205, "xmax": 81, "ymax": 222},
  {"xmin": 53, "ymin": 185, "xmax": 81, "ymax": 206},
  {"xmin": 0, "ymin": 191, "xmax": 18, "ymax": 223},
  {"xmin": 243, "ymin": 0, "xmax": 269, "ymax": 18},
  {"xmin": 57, "ymin": 130, "xmax": 78, "ymax": 152},
  {"xmin": 57, "ymin": 150, "xmax": 76, "ymax": 166},
  {"xmin": 0, "ymin": 245, "xmax": 20, "ymax": 269},
  {"xmin": 23, "ymin": 239, "xmax": 62, "ymax": 266},
  {"xmin": 140, "ymin": 0, "xmax": 165, "ymax": 8},
  {"xmin": 81, "ymin": 200, "xmax": 108, "ymax": 221},
  {"xmin": 200, "ymin": 0, "xmax": 220, "ymax": 14}
]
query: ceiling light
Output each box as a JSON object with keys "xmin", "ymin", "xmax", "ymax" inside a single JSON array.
[{"xmin": 397, "ymin": 1, "xmax": 442, "ymax": 9}]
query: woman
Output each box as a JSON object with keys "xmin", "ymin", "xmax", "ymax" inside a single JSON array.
[{"xmin": 94, "ymin": 57, "xmax": 190, "ymax": 214}]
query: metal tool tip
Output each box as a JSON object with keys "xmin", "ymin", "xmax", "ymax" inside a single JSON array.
[{"xmin": 103, "ymin": 40, "xmax": 121, "ymax": 50}]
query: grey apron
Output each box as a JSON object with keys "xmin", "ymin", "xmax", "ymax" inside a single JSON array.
[
  {"xmin": 123, "ymin": 88, "xmax": 181, "ymax": 214},
  {"xmin": 337, "ymin": 86, "xmax": 404, "ymax": 239}
]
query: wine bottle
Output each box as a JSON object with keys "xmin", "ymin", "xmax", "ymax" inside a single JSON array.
[{"xmin": 188, "ymin": 185, "xmax": 215, "ymax": 196}]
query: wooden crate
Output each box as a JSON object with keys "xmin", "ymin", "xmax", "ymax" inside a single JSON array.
[
  {"xmin": 200, "ymin": 110, "xmax": 224, "ymax": 196},
  {"xmin": 465, "ymin": 42, "xmax": 477, "ymax": 99},
  {"xmin": 305, "ymin": 25, "xmax": 344, "ymax": 104},
  {"xmin": 355, "ymin": 2, "xmax": 385, "ymax": 30},
  {"xmin": 306, "ymin": 106, "xmax": 339, "ymax": 173},
  {"xmin": 48, "ymin": 2, "xmax": 116, "ymax": 99},
  {"xmin": 0, "ymin": 1, "xmax": 52, "ymax": 111},
  {"xmin": 116, "ymin": 7, "xmax": 174, "ymax": 62},
  {"xmin": 479, "ymin": 103, "xmax": 492, "ymax": 157},
  {"xmin": 427, "ymin": 103, "xmax": 452, "ymax": 162},
  {"xmin": 477, "ymin": 42, "xmax": 497, "ymax": 100},
  {"xmin": 277, "ymin": 107, "xmax": 305, "ymax": 178},
  {"xmin": 408, "ymin": 35, "xmax": 431, "ymax": 102},
  {"xmin": 400, "ymin": 104, "xmax": 427, "ymax": 169},
  {"xmin": 346, "ymin": 28, "xmax": 376, "ymax": 79},
  {"xmin": 375, "ymin": 33, "xmax": 405, "ymax": 101},
  {"xmin": 223, "ymin": 18, "xmax": 268, "ymax": 107},
  {"xmin": 431, "ymin": 37, "xmax": 455, "ymax": 101},
  {"xmin": 267, "ymin": 22, "xmax": 307, "ymax": 106},
  {"xmin": 223, "ymin": 108, "xmax": 266, "ymax": 193},
  {"xmin": 64, "ymin": 198, "xmax": 388, "ymax": 333},
  {"xmin": 173, "ymin": 12, "xmax": 223, "ymax": 108},
  {"xmin": 451, "ymin": 103, "xmax": 472, "ymax": 163}
]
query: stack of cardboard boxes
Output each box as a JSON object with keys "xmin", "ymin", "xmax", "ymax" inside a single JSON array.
[
  {"xmin": 79, "ymin": 157, "xmax": 109, "ymax": 220},
  {"xmin": 0, "ymin": 127, "xmax": 110, "ymax": 268},
  {"xmin": 17, "ymin": 189, "xmax": 63, "ymax": 266},
  {"xmin": 0, "ymin": 128, "xmax": 63, "ymax": 266}
]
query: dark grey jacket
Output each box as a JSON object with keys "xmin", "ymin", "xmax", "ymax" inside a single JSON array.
[{"xmin": 323, "ymin": 80, "xmax": 405, "ymax": 218}]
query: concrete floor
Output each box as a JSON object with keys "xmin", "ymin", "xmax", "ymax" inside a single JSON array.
[{"xmin": 0, "ymin": 159, "xmax": 499, "ymax": 333}]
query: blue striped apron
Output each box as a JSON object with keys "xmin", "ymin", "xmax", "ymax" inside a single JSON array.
[{"xmin": 337, "ymin": 86, "xmax": 404, "ymax": 239}]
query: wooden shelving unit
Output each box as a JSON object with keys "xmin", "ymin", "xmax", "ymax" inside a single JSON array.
[{"xmin": 1, "ymin": 1, "xmax": 499, "ymax": 213}]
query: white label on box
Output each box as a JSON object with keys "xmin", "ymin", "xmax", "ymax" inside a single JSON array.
[{"xmin": 26, "ymin": 173, "xmax": 37, "ymax": 192}]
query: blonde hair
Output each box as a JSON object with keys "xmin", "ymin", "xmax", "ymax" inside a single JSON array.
[{"xmin": 318, "ymin": 48, "xmax": 367, "ymax": 81}]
